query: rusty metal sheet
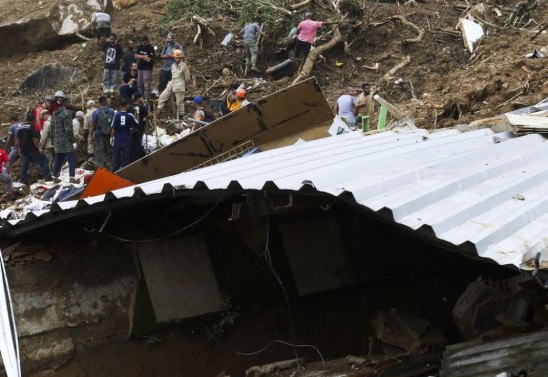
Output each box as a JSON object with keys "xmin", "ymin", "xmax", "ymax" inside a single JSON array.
[{"xmin": 117, "ymin": 77, "xmax": 333, "ymax": 183}]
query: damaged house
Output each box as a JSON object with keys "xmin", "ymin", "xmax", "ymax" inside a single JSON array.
[{"xmin": 1, "ymin": 92, "xmax": 548, "ymax": 376}]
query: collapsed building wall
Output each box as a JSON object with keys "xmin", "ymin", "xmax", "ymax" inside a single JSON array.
[{"xmin": 1, "ymin": 192, "xmax": 528, "ymax": 374}]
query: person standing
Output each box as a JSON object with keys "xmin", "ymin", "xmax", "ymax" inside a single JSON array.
[
  {"xmin": 295, "ymin": 12, "xmax": 339, "ymax": 60},
  {"xmin": 111, "ymin": 98, "xmax": 138, "ymax": 171},
  {"xmin": 39, "ymin": 109, "xmax": 55, "ymax": 172},
  {"xmin": 92, "ymin": 96, "xmax": 115, "ymax": 169},
  {"xmin": 241, "ymin": 17, "xmax": 266, "ymax": 73},
  {"xmin": 73, "ymin": 111, "xmax": 85, "ymax": 141},
  {"xmin": 4, "ymin": 115, "xmax": 21, "ymax": 166},
  {"xmin": 17, "ymin": 112, "xmax": 52, "ymax": 185},
  {"xmin": 83, "ymin": 99, "xmax": 97, "ymax": 156},
  {"xmin": 121, "ymin": 39, "xmax": 136, "ymax": 78},
  {"xmin": 333, "ymin": 87, "xmax": 357, "ymax": 129},
  {"xmin": 159, "ymin": 33, "xmax": 183, "ymax": 93},
  {"xmin": 355, "ymin": 82, "xmax": 376, "ymax": 128},
  {"xmin": 51, "ymin": 92, "xmax": 77, "ymax": 183},
  {"xmin": 102, "ymin": 33, "xmax": 124, "ymax": 97},
  {"xmin": 129, "ymin": 93, "xmax": 149, "ymax": 162},
  {"xmin": 33, "ymin": 97, "xmax": 52, "ymax": 131},
  {"xmin": 157, "ymin": 49, "xmax": 191, "ymax": 116},
  {"xmin": 135, "ymin": 35, "xmax": 155, "ymax": 100}
]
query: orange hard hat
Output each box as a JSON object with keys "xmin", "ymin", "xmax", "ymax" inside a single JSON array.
[
  {"xmin": 173, "ymin": 49, "xmax": 183, "ymax": 58},
  {"xmin": 236, "ymin": 88, "xmax": 247, "ymax": 98}
]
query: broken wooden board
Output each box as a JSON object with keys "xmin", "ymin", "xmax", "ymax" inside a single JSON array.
[{"xmin": 117, "ymin": 77, "xmax": 333, "ymax": 183}]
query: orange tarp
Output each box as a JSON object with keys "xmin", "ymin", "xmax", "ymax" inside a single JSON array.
[{"xmin": 80, "ymin": 167, "xmax": 135, "ymax": 198}]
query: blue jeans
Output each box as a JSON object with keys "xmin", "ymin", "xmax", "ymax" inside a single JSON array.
[
  {"xmin": 20, "ymin": 150, "xmax": 52, "ymax": 184},
  {"xmin": 112, "ymin": 142, "xmax": 131, "ymax": 171},
  {"xmin": 8, "ymin": 146, "xmax": 19, "ymax": 165},
  {"xmin": 53, "ymin": 152, "xmax": 76, "ymax": 178},
  {"xmin": 103, "ymin": 69, "xmax": 119, "ymax": 92}
]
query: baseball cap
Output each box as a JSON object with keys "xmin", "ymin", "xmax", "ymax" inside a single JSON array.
[
  {"xmin": 75, "ymin": 111, "xmax": 85, "ymax": 117},
  {"xmin": 86, "ymin": 99, "xmax": 95, "ymax": 107},
  {"xmin": 193, "ymin": 96, "xmax": 204, "ymax": 104}
]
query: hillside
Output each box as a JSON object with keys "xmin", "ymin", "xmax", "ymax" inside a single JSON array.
[{"xmin": 0, "ymin": 0, "xmax": 546, "ymax": 128}]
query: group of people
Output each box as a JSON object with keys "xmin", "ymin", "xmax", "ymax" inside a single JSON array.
[
  {"xmin": 333, "ymin": 83, "xmax": 376, "ymax": 130},
  {"xmin": 95, "ymin": 9, "xmax": 340, "ymax": 121},
  {"xmin": 0, "ymin": 89, "xmax": 151, "ymax": 201}
]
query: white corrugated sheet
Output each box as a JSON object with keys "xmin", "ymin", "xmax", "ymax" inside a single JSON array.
[{"xmin": 7, "ymin": 128, "xmax": 548, "ymax": 271}]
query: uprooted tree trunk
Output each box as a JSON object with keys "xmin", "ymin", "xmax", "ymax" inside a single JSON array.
[
  {"xmin": 287, "ymin": 0, "xmax": 314, "ymax": 11},
  {"xmin": 292, "ymin": 27, "xmax": 344, "ymax": 84}
]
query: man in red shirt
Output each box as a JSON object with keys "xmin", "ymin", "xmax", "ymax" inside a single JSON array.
[
  {"xmin": 33, "ymin": 97, "xmax": 52, "ymax": 131},
  {"xmin": 295, "ymin": 12, "xmax": 338, "ymax": 60},
  {"xmin": 0, "ymin": 148, "xmax": 14, "ymax": 202}
]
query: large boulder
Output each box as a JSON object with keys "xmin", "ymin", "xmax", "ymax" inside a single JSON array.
[
  {"xmin": 113, "ymin": 0, "xmax": 142, "ymax": 10},
  {"xmin": 19, "ymin": 63, "xmax": 87, "ymax": 94},
  {"xmin": 0, "ymin": 0, "xmax": 112, "ymax": 57}
]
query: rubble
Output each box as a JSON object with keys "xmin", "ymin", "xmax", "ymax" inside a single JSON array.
[{"xmin": 452, "ymin": 276, "xmax": 548, "ymax": 341}]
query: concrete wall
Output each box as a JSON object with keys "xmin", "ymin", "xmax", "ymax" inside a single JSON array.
[{"xmin": 8, "ymin": 243, "xmax": 139, "ymax": 371}]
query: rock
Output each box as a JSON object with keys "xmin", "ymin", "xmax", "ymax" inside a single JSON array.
[
  {"xmin": 113, "ymin": 0, "xmax": 142, "ymax": 10},
  {"xmin": 0, "ymin": 0, "xmax": 112, "ymax": 57},
  {"xmin": 19, "ymin": 63, "xmax": 87, "ymax": 94},
  {"xmin": 19, "ymin": 331, "xmax": 75, "ymax": 372}
]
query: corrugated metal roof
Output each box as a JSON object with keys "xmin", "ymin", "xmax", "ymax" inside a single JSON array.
[
  {"xmin": 441, "ymin": 329, "xmax": 548, "ymax": 376},
  {"xmin": 4, "ymin": 128, "xmax": 548, "ymax": 271}
]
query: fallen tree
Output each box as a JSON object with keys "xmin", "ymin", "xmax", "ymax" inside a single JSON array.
[{"xmin": 292, "ymin": 27, "xmax": 344, "ymax": 84}]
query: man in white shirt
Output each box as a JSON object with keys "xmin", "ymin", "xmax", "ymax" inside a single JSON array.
[
  {"xmin": 333, "ymin": 87, "xmax": 357, "ymax": 129},
  {"xmin": 91, "ymin": 12, "xmax": 111, "ymax": 42}
]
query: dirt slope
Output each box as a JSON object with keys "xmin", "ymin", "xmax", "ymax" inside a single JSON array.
[{"xmin": 0, "ymin": 0, "xmax": 546, "ymax": 131}]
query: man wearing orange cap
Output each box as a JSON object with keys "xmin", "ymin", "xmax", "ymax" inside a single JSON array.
[{"xmin": 157, "ymin": 48, "xmax": 191, "ymax": 116}]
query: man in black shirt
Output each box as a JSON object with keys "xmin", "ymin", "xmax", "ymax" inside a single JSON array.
[
  {"xmin": 129, "ymin": 93, "xmax": 149, "ymax": 161},
  {"xmin": 121, "ymin": 39, "xmax": 136, "ymax": 78},
  {"xmin": 102, "ymin": 33, "xmax": 124, "ymax": 97},
  {"xmin": 135, "ymin": 35, "xmax": 155, "ymax": 100}
]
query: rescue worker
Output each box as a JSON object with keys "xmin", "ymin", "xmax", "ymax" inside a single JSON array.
[
  {"xmin": 157, "ymin": 49, "xmax": 191, "ymax": 116},
  {"xmin": 159, "ymin": 33, "xmax": 183, "ymax": 93},
  {"xmin": 226, "ymin": 88, "xmax": 250, "ymax": 113}
]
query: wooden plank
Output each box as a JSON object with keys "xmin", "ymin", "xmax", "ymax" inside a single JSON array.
[{"xmin": 117, "ymin": 78, "xmax": 333, "ymax": 183}]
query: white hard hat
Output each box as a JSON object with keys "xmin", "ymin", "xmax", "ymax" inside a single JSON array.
[
  {"xmin": 75, "ymin": 111, "xmax": 85, "ymax": 117},
  {"xmin": 54, "ymin": 90, "xmax": 65, "ymax": 98}
]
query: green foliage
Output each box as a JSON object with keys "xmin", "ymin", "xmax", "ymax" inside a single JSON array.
[{"xmin": 164, "ymin": 0, "xmax": 287, "ymax": 26}]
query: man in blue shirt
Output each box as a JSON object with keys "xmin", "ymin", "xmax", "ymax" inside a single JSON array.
[
  {"xmin": 4, "ymin": 115, "xmax": 21, "ymax": 165},
  {"xmin": 111, "ymin": 98, "xmax": 138, "ymax": 171},
  {"xmin": 159, "ymin": 33, "xmax": 183, "ymax": 93}
]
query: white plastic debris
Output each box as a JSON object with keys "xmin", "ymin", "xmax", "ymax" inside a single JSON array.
[
  {"xmin": 221, "ymin": 32, "xmax": 233, "ymax": 46},
  {"xmin": 458, "ymin": 18, "xmax": 484, "ymax": 53},
  {"xmin": 327, "ymin": 116, "xmax": 352, "ymax": 136}
]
